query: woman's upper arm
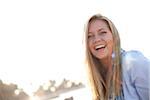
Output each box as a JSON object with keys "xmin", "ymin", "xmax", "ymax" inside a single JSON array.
[
  {"xmin": 130, "ymin": 51, "xmax": 150, "ymax": 100},
  {"xmin": 122, "ymin": 50, "xmax": 150, "ymax": 100}
]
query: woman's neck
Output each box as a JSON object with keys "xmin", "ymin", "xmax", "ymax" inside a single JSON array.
[
  {"xmin": 100, "ymin": 56, "xmax": 112, "ymax": 71},
  {"xmin": 99, "ymin": 56, "xmax": 113, "ymax": 83}
]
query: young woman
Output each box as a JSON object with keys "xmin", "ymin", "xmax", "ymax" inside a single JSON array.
[{"xmin": 84, "ymin": 14, "xmax": 149, "ymax": 100}]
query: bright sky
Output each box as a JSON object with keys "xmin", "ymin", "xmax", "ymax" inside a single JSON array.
[{"xmin": 0, "ymin": 0, "xmax": 150, "ymax": 95}]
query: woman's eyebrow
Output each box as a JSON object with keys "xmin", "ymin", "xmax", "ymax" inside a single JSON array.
[
  {"xmin": 88, "ymin": 28, "xmax": 105, "ymax": 34},
  {"xmin": 98, "ymin": 28, "xmax": 105, "ymax": 32},
  {"xmin": 88, "ymin": 31, "xmax": 94, "ymax": 35}
]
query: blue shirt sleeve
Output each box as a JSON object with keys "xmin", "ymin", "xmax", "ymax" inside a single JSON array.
[{"xmin": 122, "ymin": 50, "xmax": 150, "ymax": 100}]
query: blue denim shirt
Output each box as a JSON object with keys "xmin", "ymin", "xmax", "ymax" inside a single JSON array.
[{"xmin": 121, "ymin": 50, "xmax": 150, "ymax": 100}]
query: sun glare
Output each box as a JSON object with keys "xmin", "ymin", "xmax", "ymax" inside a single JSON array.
[
  {"xmin": 14, "ymin": 89, "xmax": 20, "ymax": 95},
  {"xmin": 30, "ymin": 95, "xmax": 40, "ymax": 100}
]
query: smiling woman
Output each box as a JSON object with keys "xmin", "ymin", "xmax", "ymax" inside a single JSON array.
[{"xmin": 84, "ymin": 14, "xmax": 150, "ymax": 100}]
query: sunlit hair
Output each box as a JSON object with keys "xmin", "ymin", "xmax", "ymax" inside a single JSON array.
[{"xmin": 84, "ymin": 14, "xmax": 122, "ymax": 100}]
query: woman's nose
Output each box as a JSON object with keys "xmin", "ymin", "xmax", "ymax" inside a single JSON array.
[{"xmin": 94, "ymin": 35, "xmax": 102, "ymax": 43}]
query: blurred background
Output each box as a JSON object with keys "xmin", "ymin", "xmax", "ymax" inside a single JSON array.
[{"xmin": 0, "ymin": 0, "xmax": 150, "ymax": 99}]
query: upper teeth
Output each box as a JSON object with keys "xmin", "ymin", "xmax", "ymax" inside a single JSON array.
[{"xmin": 95, "ymin": 45, "xmax": 105, "ymax": 50}]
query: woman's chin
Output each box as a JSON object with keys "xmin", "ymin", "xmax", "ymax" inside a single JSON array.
[{"xmin": 96, "ymin": 54, "xmax": 107, "ymax": 60}]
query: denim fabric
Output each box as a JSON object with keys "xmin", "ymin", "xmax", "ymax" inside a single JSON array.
[{"xmin": 121, "ymin": 50, "xmax": 150, "ymax": 100}]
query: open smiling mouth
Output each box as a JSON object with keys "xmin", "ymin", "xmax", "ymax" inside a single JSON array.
[{"xmin": 95, "ymin": 45, "xmax": 106, "ymax": 51}]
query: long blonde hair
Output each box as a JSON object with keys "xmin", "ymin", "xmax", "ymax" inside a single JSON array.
[{"xmin": 84, "ymin": 14, "xmax": 122, "ymax": 100}]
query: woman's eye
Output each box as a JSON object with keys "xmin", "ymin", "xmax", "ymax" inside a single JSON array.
[
  {"xmin": 88, "ymin": 34, "xmax": 94, "ymax": 38},
  {"xmin": 99, "ymin": 31, "xmax": 106, "ymax": 35},
  {"xmin": 88, "ymin": 35, "xmax": 92, "ymax": 38},
  {"xmin": 102, "ymin": 31, "xmax": 106, "ymax": 33}
]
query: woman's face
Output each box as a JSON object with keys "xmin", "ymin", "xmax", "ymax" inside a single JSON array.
[{"xmin": 88, "ymin": 19, "xmax": 113, "ymax": 60}]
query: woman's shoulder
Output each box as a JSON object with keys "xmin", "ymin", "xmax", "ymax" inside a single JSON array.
[
  {"xmin": 121, "ymin": 50, "xmax": 150, "ymax": 100},
  {"xmin": 121, "ymin": 50, "xmax": 150, "ymax": 67},
  {"xmin": 121, "ymin": 50, "xmax": 146, "ymax": 60},
  {"xmin": 121, "ymin": 50, "xmax": 150, "ymax": 80}
]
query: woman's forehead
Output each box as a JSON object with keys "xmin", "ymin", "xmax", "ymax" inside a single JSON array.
[{"xmin": 88, "ymin": 19, "xmax": 110, "ymax": 32}]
